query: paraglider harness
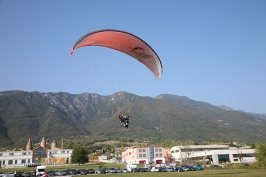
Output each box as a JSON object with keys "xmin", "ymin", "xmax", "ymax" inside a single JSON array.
[{"xmin": 118, "ymin": 111, "xmax": 131, "ymax": 130}]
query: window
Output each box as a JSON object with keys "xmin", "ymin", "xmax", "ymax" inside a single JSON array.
[
  {"xmin": 0, "ymin": 153, "xmax": 2, "ymax": 156},
  {"xmin": 159, "ymin": 148, "xmax": 162, "ymax": 152},
  {"xmin": 156, "ymin": 149, "xmax": 159, "ymax": 152},
  {"xmin": 159, "ymin": 153, "xmax": 162, "ymax": 157},
  {"xmin": 33, "ymin": 147, "xmax": 48, "ymax": 163},
  {"xmin": 233, "ymin": 153, "xmax": 254, "ymax": 158},
  {"xmin": 218, "ymin": 154, "xmax": 229, "ymax": 163},
  {"xmin": 156, "ymin": 154, "xmax": 158, "ymax": 157},
  {"xmin": 170, "ymin": 150, "xmax": 174, "ymax": 153},
  {"xmin": 61, "ymin": 151, "xmax": 65, "ymax": 154},
  {"xmin": 22, "ymin": 159, "xmax": 26, "ymax": 164},
  {"xmin": 9, "ymin": 153, "xmax": 14, "ymax": 156},
  {"xmin": 139, "ymin": 149, "xmax": 142, "ymax": 152},
  {"xmin": 233, "ymin": 159, "xmax": 238, "ymax": 162},
  {"xmin": 8, "ymin": 160, "xmax": 13, "ymax": 164},
  {"xmin": 245, "ymin": 153, "xmax": 254, "ymax": 157},
  {"xmin": 28, "ymin": 159, "xmax": 31, "ymax": 163},
  {"xmin": 15, "ymin": 160, "xmax": 17, "ymax": 164},
  {"xmin": 142, "ymin": 149, "xmax": 146, "ymax": 152},
  {"xmin": 233, "ymin": 154, "xmax": 238, "ymax": 158},
  {"xmin": 129, "ymin": 152, "xmax": 131, "ymax": 155},
  {"xmin": 143, "ymin": 154, "xmax": 146, "ymax": 157},
  {"xmin": 22, "ymin": 152, "xmax": 27, "ymax": 155},
  {"xmin": 28, "ymin": 152, "xmax": 31, "ymax": 155},
  {"xmin": 175, "ymin": 150, "xmax": 179, "ymax": 153},
  {"xmin": 139, "ymin": 154, "xmax": 142, "ymax": 158},
  {"xmin": 67, "ymin": 151, "xmax": 69, "ymax": 153}
]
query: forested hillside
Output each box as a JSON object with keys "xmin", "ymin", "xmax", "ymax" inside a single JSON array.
[{"xmin": 0, "ymin": 91, "xmax": 265, "ymax": 148}]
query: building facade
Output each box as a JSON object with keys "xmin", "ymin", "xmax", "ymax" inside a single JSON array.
[
  {"xmin": 122, "ymin": 146, "xmax": 169, "ymax": 165},
  {"xmin": 0, "ymin": 138, "xmax": 72, "ymax": 167},
  {"xmin": 0, "ymin": 150, "xmax": 32, "ymax": 167},
  {"xmin": 170, "ymin": 145, "xmax": 256, "ymax": 165},
  {"xmin": 0, "ymin": 148, "xmax": 73, "ymax": 167}
]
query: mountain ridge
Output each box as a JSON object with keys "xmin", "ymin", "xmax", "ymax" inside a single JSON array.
[{"xmin": 0, "ymin": 90, "xmax": 265, "ymax": 147}]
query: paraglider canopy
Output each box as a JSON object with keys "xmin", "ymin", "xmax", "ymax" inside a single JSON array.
[{"xmin": 70, "ymin": 29, "xmax": 163, "ymax": 78}]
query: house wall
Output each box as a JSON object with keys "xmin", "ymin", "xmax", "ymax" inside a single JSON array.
[
  {"xmin": 170, "ymin": 145, "xmax": 256, "ymax": 165},
  {"xmin": 122, "ymin": 146, "xmax": 167, "ymax": 165},
  {"xmin": 0, "ymin": 148, "xmax": 72, "ymax": 167},
  {"xmin": 0, "ymin": 150, "xmax": 32, "ymax": 167}
]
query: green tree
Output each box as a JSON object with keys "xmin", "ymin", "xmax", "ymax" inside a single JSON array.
[
  {"xmin": 71, "ymin": 144, "xmax": 89, "ymax": 165},
  {"xmin": 251, "ymin": 143, "xmax": 256, "ymax": 149},
  {"xmin": 254, "ymin": 142, "xmax": 266, "ymax": 167}
]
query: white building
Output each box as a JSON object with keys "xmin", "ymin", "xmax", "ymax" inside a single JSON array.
[
  {"xmin": 0, "ymin": 150, "xmax": 32, "ymax": 167},
  {"xmin": 0, "ymin": 147, "xmax": 72, "ymax": 167},
  {"xmin": 170, "ymin": 145, "xmax": 256, "ymax": 165},
  {"xmin": 0, "ymin": 138, "xmax": 72, "ymax": 167}
]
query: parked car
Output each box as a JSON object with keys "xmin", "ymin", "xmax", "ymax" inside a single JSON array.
[
  {"xmin": 151, "ymin": 166, "xmax": 160, "ymax": 172},
  {"xmin": 121, "ymin": 168, "xmax": 129, "ymax": 173},
  {"xmin": 41, "ymin": 173, "xmax": 49, "ymax": 177},
  {"xmin": 79, "ymin": 169, "xmax": 88, "ymax": 175},
  {"xmin": 3, "ymin": 173, "xmax": 10, "ymax": 177},
  {"xmin": 46, "ymin": 171, "xmax": 55, "ymax": 176},
  {"xmin": 68, "ymin": 169, "xmax": 77, "ymax": 175},
  {"xmin": 165, "ymin": 167, "xmax": 175, "ymax": 172},
  {"xmin": 87, "ymin": 169, "xmax": 95, "ymax": 174},
  {"xmin": 55, "ymin": 170, "xmax": 66, "ymax": 176},
  {"xmin": 65, "ymin": 170, "xmax": 71, "ymax": 175},
  {"xmin": 7, "ymin": 172, "xmax": 15, "ymax": 177},
  {"xmin": 185, "ymin": 165, "xmax": 196, "ymax": 171},
  {"xmin": 158, "ymin": 167, "xmax": 168, "ymax": 172},
  {"xmin": 96, "ymin": 169, "xmax": 107, "ymax": 174},
  {"xmin": 21, "ymin": 172, "xmax": 32, "ymax": 177},
  {"xmin": 193, "ymin": 164, "xmax": 204, "ymax": 170},
  {"xmin": 106, "ymin": 168, "xmax": 116, "ymax": 173},
  {"xmin": 115, "ymin": 168, "xmax": 122, "ymax": 173},
  {"xmin": 14, "ymin": 172, "xmax": 23, "ymax": 177},
  {"xmin": 148, "ymin": 166, "xmax": 154, "ymax": 170},
  {"xmin": 139, "ymin": 167, "xmax": 151, "ymax": 172},
  {"xmin": 132, "ymin": 168, "xmax": 141, "ymax": 172},
  {"xmin": 173, "ymin": 166, "xmax": 184, "ymax": 172}
]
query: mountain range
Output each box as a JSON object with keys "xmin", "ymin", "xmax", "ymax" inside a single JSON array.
[{"xmin": 0, "ymin": 90, "xmax": 265, "ymax": 148}]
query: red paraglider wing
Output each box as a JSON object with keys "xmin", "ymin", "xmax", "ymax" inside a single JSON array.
[{"xmin": 70, "ymin": 29, "xmax": 163, "ymax": 78}]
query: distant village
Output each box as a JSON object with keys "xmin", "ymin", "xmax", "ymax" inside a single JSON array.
[{"xmin": 0, "ymin": 137, "xmax": 256, "ymax": 168}]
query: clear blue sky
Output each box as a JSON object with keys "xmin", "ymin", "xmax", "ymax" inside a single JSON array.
[{"xmin": 1, "ymin": 0, "xmax": 265, "ymax": 113}]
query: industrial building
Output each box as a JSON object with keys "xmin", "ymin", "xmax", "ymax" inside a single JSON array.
[
  {"xmin": 170, "ymin": 145, "xmax": 256, "ymax": 165},
  {"xmin": 0, "ymin": 137, "xmax": 72, "ymax": 167}
]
